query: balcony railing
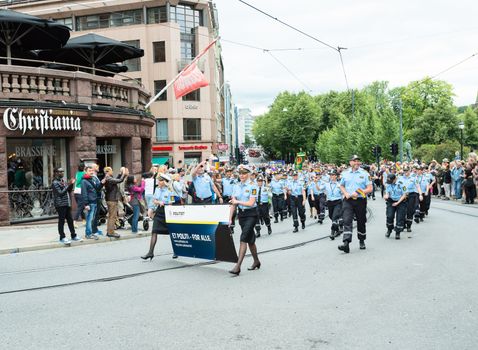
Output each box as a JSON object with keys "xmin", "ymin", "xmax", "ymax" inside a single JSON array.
[
  {"xmin": 183, "ymin": 134, "xmax": 201, "ymax": 141},
  {"xmin": 0, "ymin": 64, "xmax": 150, "ymax": 111}
]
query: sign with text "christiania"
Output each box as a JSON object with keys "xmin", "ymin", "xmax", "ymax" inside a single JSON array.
[
  {"xmin": 165, "ymin": 205, "xmax": 238, "ymax": 263},
  {"xmin": 3, "ymin": 108, "xmax": 81, "ymax": 135}
]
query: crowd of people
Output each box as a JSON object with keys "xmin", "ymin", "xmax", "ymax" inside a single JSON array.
[{"xmin": 50, "ymin": 152, "xmax": 478, "ymax": 273}]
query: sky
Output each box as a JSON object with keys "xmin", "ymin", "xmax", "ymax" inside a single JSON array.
[{"xmin": 215, "ymin": 0, "xmax": 478, "ymax": 115}]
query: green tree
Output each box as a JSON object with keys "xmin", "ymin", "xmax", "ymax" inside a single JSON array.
[
  {"xmin": 243, "ymin": 134, "xmax": 254, "ymax": 148},
  {"xmin": 253, "ymin": 91, "xmax": 321, "ymax": 160},
  {"xmin": 462, "ymin": 107, "xmax": 478, "ymax": 149}
]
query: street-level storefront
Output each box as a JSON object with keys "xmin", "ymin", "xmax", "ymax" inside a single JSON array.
[
  {"xmin": 152, "ymin": 144, "xmax": 212, "ymax": 167},
  {"xmin": 1, "ymin": 106, "xmax": 154, "ymax": 225}
]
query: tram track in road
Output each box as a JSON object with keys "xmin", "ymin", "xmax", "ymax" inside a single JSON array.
[
  {"xmin": 0, "ymin": 208, "xmax": 372, "ymax": 296},
  {"xmin": 431, "ymin": 201, "xmax": 478, "ymax": 218}
]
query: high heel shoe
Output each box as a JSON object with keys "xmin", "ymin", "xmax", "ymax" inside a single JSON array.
[
  {"xmin": 247, "ymin": 262, "xmax": 261, "ymax": 271},
  {"xmin": 141, "ymin": 253, "xmax": 154, "ymax": 261},
  {"xmin": 228, "ymin": 268, "xmax": 241, "ymax": 276}
]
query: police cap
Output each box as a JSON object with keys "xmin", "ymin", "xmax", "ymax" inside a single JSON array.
[
  {"xmin": 350, "ymin": 154, "xmax": 361, "ymax": 161},
  {"xmin": 387, "ymin": 173, "xmax": 397, "ymax": 184}
]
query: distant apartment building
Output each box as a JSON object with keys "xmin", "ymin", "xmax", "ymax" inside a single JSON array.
[
  {"xmin": 237, "ymin": 107, "xmax": 255, "ymax": 145},
  {"xmin": 11, "ymin": 0, "xmax": 233, "ymax": 166}
]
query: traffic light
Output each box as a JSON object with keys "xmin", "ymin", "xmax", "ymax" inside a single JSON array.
[
  {"xmin": 390, "ymin": 143, "xmax": 398, "ymax": 156},
  {"xmin": 376, "ymin": 145, "xmax": 382, "ymax": 156},
  {"xmin": 372, "ymin": 146, "xmax": 377, "ymax": 157}
]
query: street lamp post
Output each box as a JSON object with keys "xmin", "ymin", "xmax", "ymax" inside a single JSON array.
[{"xmin": 458, "ymin": 121, "xmax": 464, "ymax": 160}]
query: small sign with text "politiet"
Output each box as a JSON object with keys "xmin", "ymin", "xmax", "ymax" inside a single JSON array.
[
  {"xmin": 165, "ymin": 205, "xmax": 238, "ymax": 263},
  {"xmin": 3, "ymin": 108, "xmax": 81, "ymax": 135}
]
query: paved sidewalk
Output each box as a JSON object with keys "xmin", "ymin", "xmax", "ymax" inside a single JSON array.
[{"xmin": 0, "ymin": 221, "xmax": 150, "ymax": 255}]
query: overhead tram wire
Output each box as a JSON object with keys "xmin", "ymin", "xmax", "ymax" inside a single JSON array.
[
  {"xmin": 236, "ymin": 0, "xmax": 351, "ymax": 90},
  {"xmin": 267, "ymin": 51, "xmax": 313, "ymax": 93},
  {"xmin": 404, "ymin": 51, "xmax": 478, "ymax": 93}
]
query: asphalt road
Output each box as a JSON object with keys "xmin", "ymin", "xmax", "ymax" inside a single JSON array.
[{"xmin": 0, "ymin": 197, "xmax": 477, "ymax": 350}]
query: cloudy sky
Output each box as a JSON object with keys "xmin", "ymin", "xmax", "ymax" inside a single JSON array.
[{"xmin": 215, "ymin": 0, "xmax": 478, "ymax": 115}]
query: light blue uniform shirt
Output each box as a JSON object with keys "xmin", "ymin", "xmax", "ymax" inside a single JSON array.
[
  {"xmin": 270, "ymin": 178, "xmax": 286, "ymax": 195},
  {"xmin": 339, "ymin": 168, "xmax": 372, "ymax": 196},
  {"xmin": 193, "ymin": 174, "xmax": 213, "ymax": 199},
  {"xmin": 321, "ymin": 174, "xmax": 330, "ymax": 183},
  {"xmin": 386, "ymin": 182, "xmax": 406, "ymax": 201},
  {"xmin": 288, "ymin": 179, "xmax": 305, "ymax": 197},
  {"xmin": 417, "ymin": 175, "xmax": 429, "ymax": 193},
  {"xmin": 149, "ymin": 186, "xmax": 174, "ymax": 209},
  {"xmin": 222, "ymin": 177, "xmax": 236, "ymax": 197},
  {"xmin": 232, "ymin": 181, "xmax": 258, "ymax": 209},
  {"xmin": 307, "ymin": 182, "xmax": 320, "ymax": 196},
  {"xmin": 256, "ymin": 184, "xmax": 269, "ymax": 204},
  {"xmin": 399, "ymin": 174, "xmax": 418, "ymax": 193},
  {"xmin": 325, "ymin": 181, "xmax": 342, "ymax": 201}
]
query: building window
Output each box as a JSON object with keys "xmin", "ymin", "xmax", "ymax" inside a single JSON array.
[
  {"xmin": 76, "ymin": 10, "xmax": 143, "ymax": 31},
  {"xmin": 147, "ymin": 6, "xmax": 168, "ymax": 24},
  {"xmin": 55, "ymin": 17, "xmax": 73, "ymax": 30},
  {"xmin": 153, "ymin": 41, "xmax": 166, "ymax": 63},
  {"xmin": 155, "ymin": 119, "xmax": 169, "ymax": 142},
  {"xmin": 180, "ymin": 34, "xmax": 195, "ymax": 60},
  {"xmin": 122, "ymin": 40, "xmax": 141, "ymax": 72},
  {"xmin": 170, "ymin": 4, "xmax": 203, "ymax": 34},
  {"xmin": 183, "ymin": 118, "xmax": 201, "ymax": 141},
  {"xmin": 154, "ymin": 80, "xmax": 167, "ymax": 101},
  {"xmin": 182, "ymin": 89, "xmax": 200, "ymax": 101}
]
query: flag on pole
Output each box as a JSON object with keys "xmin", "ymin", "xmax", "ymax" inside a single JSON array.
[
  {"xmin": 295, "ymin": 152, "xmax": 306, "ymax": 170},
  {"xmin": 174, "ymin": 62, "xmax": 209, "ymax": 99},
  {"xmin": 145, "ymin": 38, "xmax": 219, "ymax": 108}
]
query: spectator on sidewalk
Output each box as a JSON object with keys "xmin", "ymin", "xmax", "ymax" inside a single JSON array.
[
  {"xmin": 104, "ymin": 166, "xmax": 128, "ymax": 238},
  {"xmin": 73, "ymin": 162, "xmax": 85, "ymax": 224},
  {"xmin": 442, "ymin": 159, "xmax": 452, "ymax": 200},
  {"xmin": 91, "ymin": 164, "xmax": 104, "ymax": 236},
  {"xmin": 463, "ymin": 165, "xmax": 476, "ymax": 204},
  {"xmin": 52, "ymin": 168, "xmax": 82, "ymax": 245},
  {"xmin": 143, "ymin": 171, "xmax": 156, "ymax": 218},
  {"xmin": 451, "ymin": 161, "xmax": 464, "ymax": 200},
  {"xmin": 81, "ymin": 165, "xmax": 101, "ymax": 240},
  {"xmin": 126, "ymin": 175, "xmax": 145, "ymax": 234}
]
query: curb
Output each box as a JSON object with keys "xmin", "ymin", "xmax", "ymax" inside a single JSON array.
[{"xmin": 0, "ymin": 231, "xmax": 151, "ymax": 256}]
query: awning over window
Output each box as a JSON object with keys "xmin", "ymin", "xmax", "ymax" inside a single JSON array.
[{"xmin": 152, "ymin": 157, "xmax": 169, "ymax": 165}]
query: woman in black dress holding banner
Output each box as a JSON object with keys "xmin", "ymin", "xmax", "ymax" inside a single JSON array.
[{"xmin": 141, "ymin": 173, "xmax": 174, "ymax": 261}]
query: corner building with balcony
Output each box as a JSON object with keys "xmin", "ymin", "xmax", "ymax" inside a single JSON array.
[{"xmin": 10, "ymin": 0, "xmax": 229, "ymax": 167}]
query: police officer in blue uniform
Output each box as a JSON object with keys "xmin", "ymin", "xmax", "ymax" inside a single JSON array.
[
  {"xmin": 314, "ymin": 172, "xmax": 327, "ymax": 224},
  {"xmin": 228, "ymin": 165, "xmax": 261, "ymax": 276},
  {"xmin": 384, "ymin": 173, "xmax": 408, "ymax": 239},
  {"xmin": 287, "ymin": 171, "xmax": 307, "ymax": 232},
  {"xmin": 338, "ymin": 155, "xmax": 373, "ymax": 253},
  {"xmin": 399, "ymin": 166, "xmax": 422, "ymax": 233},
  {"xmin": 254, "ymin": 175, "xmax": 272, "ymax": 237},
  {"xmin": 324, "ymin": 169, "xmax": 343, "ymax": 240},
  {"xmin": 307, "ymin": 174, "xmax": 319, "ymax": 220},
  {"xmin": 416, "ymin": 166, "xmax": 430, "ymax": 221},
  {"xmin": 141, "ymin": 173, "xmax": 175, "ymax": 261},
  {"xmin": 191, "ymin": 160, "xmax": 223, "ymax": 204},
  {"xmin": 270, "ymin": 171, "xmax": 287, "ymax": 222}
]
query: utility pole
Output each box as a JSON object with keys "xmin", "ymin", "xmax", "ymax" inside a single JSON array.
[
  {"xmin": 399, "ymin": 98, "xmax": 403, "ymax": 163},
  {"xmin": 351, "ymin": 89, "xmax": 355, "ymax": 118}
]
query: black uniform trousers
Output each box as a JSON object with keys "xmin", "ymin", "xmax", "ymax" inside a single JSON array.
[
  {"xmin": 56, "ymin": 206, "xmax": 77, "ymax": 240},
  {"xmin": 223, "ymin": 196, "xmax": 237, "ymax": 227},
  {"xmin": 386, "ymin": 200, "xmax": 407, "ymax": 233},
  {"xmin": 286, "ymin": 195, "xmax": 292, "ymax": 216},
  {"xmin": 255, "ymin": 202, "xmax": 271, "ymax": 233},
  {"xmin": 424, "ymin": 193, "xmax": 432, "ymax": 213},
  {"xmin": 327, "ymin": 199, "xmax": 343, "ymax": 234},
  {"xmin": 315, "ymin": 193, "xmax": 326, "ymax": 222},
  {"xmin": 419, "ymin": 194, "xmax": 429, "ymax": 219},
  {"xmin": 272, "ymin": 193, "xmax": 286, "ymax": 220},
  {"xmin": 342, "ymin": 198, "xmax": 367, "ymax": 243},
  {"xmin": 406, "ymin": 192, "xmax": 420, "ymax": 229},
  {"xmin": 290, "ymin": 195, "xmax": 306, "ymax": 228}
]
